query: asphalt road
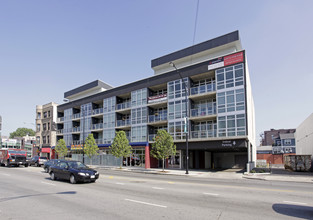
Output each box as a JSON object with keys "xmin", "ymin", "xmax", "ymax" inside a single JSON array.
[{"xmin": 0, "ymin": 166, "xmax": 312, "ymax": 220}]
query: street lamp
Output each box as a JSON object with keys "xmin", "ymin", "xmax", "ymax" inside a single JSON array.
[
  {"xmin": 82, "ymin": 106, "xmax": 86, "ymax": 164},
  {"xmin": 169, "ymin": 62, "xmax": 189, "ymax": 174}
]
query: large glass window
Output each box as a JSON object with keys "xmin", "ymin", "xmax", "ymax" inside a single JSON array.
[
  {"xmin": 216, "ymin": 63, "xmax": 244, "ymax": 91},
  {"xmin": 217, "ymin": 88, "xmax": 245, "ymax": 114},
  {"xmin": 218, "ymin": 114, "xmax": 246, "ymax": 137},
  {"xmin": 131, "ymin": 89, "xmax": 147, "ymax": 107},
  {"xmin": 131, "ymin": 125, "xmax": 147, "ymax": 142},
  {"xmin": 131, "ymin": 107, "xmax": 147, "ymax": 125}
]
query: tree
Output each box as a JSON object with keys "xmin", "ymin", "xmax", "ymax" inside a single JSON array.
[
  {"xmin": 110, "ymin": 130, "xmax": 132, "ymax": 168},
  {"xmin": 9, "ymin": 127, "xmax": 35, "ymax": 138},
  {"xmin": 84, "ymin": 134, "xmax": 99, "ymax": 159},
  {"xmin": 151, "ymin": 129, "xmax": 176, "ymax": 172},
  {"xmin": 55, "ymin": 139, "xmax": 68, "ymax": 159}
]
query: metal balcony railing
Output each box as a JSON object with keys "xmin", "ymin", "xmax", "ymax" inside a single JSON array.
[
  {"xmin": 72, "ymin": 127, "xmax": 81, "ymax": 133},
  {"xmin": 190, "ymin": 83, "xmax": 216, "ymax": 96},
  {"xmin": 72, "ymin": 113, "xmax": 81, "ymax": 119},
  {"xmin": 92, "ymin": 123, "xmax": 103, "ymax": 130},
  {"xmin": 92, "ymin": 108, "xmax": 103, "ymax": 115},
  {"xmin": 57, "ymin": 129, "xmax": 63, "ymax": 134},
  {"xmin": 57, "ymin": 117, "xmax": 64, "ymax": 123},
  {"xmin": 148, "ymin": 113, "xmax": 167, "ymax": 123},
  {"xmin": 116, "ymin": 119, "xmax": 131, "ymax": 127},
  {"xmin": 116, "ymin": 102, "xmax": 131, "ymax": 110},
  {"xmin": 190, "ymin": 105, "xmax": 217, "ymax": 118},
  {"xmin": 190, "ymin": 130, "xmax": 217, "ymax": 139}
]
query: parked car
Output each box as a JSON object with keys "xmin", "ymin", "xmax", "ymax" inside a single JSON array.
[
  {"xmin": 29, "ymin": 156, "xmax": 48, "ymax": 167},
  {"xmin": 43, "ymin": 159, "xmax": 65, "ymax": 173},
  {"xmin": 49, "ymin": 160, "xmax": 99, "ymax": 184}
]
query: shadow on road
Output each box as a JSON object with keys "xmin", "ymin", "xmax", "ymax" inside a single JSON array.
[
  {"xmin": 0, "ymin": 191, "xmax": 76, "ymax": 203},
  {"xmin": 272, "ymin": 203, "xmax": 313, "ymax": 219}
]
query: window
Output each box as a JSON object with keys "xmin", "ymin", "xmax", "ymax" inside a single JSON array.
[
  {"xmin": 37, "ymin": 124, "xmax": 40, "ymax": 132},
  {"xmin": 48, "ymin": 111, "xmax": 51, "ymax": 117},
  {"xmin": 43, "ymin": 136, "xmax": 46, "ymax": 144},
  {"xmin": 218, "ymin": 114, "xmax": 246, "ymax": 137},
  {"xmin": 284, "ymin": 139, "xmax": 292, "ymax": 145},
  {"xmin": 43, "ymin": 112, "xmax": 47, "ymax": 118},
  {"xmin": 217, "ymin": 88, "xmax": 245, "ymax": 114},
  {"xmin": 47, "ymin": 136, "xmax": 50, "ymax": 144},
  {"xmin": 37, "ymin": 112, "xmax": 41, "ymax": 119},
  {"xmin": 43, "ymin": 123, "xmax": 46, "ymax": 131},
  {"xmin": 215, "ymin": 64, "xmax": 244, "ymax": 91},
  {"xmin": 48, "ymin": 122, "xmax": 50, "ymax": 130}
]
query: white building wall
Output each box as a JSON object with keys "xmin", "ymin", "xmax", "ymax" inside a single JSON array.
[
  {"xmin": 296, "ymin": 113, "xmax": 313, "ymax": 162},
  {"xmin": 245, "ymin": 59, "xmax": 256, "ymax": 166}
]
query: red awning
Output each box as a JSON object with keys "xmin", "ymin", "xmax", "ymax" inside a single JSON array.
[{"xmin": 41, "ymin": 148, "xmax": 50, "ymax": 153}]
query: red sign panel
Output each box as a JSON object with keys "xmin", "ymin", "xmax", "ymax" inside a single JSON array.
[
  {"xmin": 224, "ymin": 52, "xmax": 244, "ymax": 66},
  {"xmin": 41, "ymin": 148, "xmax": 50, "ymax": 153}
]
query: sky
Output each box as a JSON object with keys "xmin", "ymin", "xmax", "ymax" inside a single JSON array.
[{"xmin": 1, "ymin": 0, "xmax": 313, "ymax": 145}]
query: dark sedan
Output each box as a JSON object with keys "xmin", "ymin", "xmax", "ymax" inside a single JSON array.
[
  {"xmin": 43, "ymin": 159, "xmax": 65, "ymax": 173},
  {"xmin": 49, "ymin": 160, "xmax": 99, "ymax": 184}
]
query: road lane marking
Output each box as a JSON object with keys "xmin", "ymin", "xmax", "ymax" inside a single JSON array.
[
  {"xmin": 125, "ymin": 199, "xmax": 167, "ymax": 208},
  {"xmin": 283, "ymin": 201, "xmax": 307, "ymax": 205},
  {"xmin": 168, "ymin": 181, "xmax": 174, "ymax": 184},
  {"xmin": 1, "ymin": 173, "xmax": 10, "ymax": 176},
  {"xmin": 41, "ymin": 181, "xmax": 56, "ymax": 186},
  {"xmin": 152, "ymin": 187, "xmax": 164, "ymax": 190},
  {"xmin": 109, "ymin": 176, "xmax": 114, "ymax": 179},
  {"xmin": 203, "ymin": 193, "xmax": 219, "ymax": 196},
  {"xmin": 116, "ymin": 182, "xmax": 125, "ymax": 185}
]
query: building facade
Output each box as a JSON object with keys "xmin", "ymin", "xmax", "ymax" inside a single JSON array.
[
  {"xmin": 56, "ymin": 31, "xmax": 256, "ymax": 170},
  {"xmin": 35, "ymin": 102, "xmax": 58, "ymax": 159},
  {"xmin": 296, "ymin": 113, "xmax": 313, "ymax": 170}
]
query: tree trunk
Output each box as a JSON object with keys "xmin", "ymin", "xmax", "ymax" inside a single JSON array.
[
  {"xmin": 120, "ymin": 157, "xmax": 123, "ymax": 169},
  {"xmin": 162, "ymin": 158, "xmax": 165, "ymax": 171}
]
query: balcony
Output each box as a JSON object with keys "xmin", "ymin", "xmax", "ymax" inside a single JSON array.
[
  {"xmin": 72, "ymin": 140, "xmax": 81, "ymax": 145},
  {"xmin": 116, "ymin": 102, "xmax": 131, "ymax": 110},
  {"xmin": 148, "ymin": 112, "xmax": 167, "ymax": 124},
  {"xmin": 92, "ymin": 108, "xmax": 103, "ymax": 115},
  {"xmin": 116, "ymin": 119, "xmax": 131, "ymax": 127},
  {"xmin": 190, "ymin": 105, "xmax": 217, "ymax": 120},
  {"xmin": 72, "ymin": 113, "xmax": 81, "ymax": 120},
  {"xmin": 148, "ymin": 134, "xmax": 156, "ymax": 141},
  {"xmin": 95, "ymin": 138, "xmax": 103, "ymax": 145},
  {"xmin": 190, "ymin": 130, "xmax": 217, "ymax": 139},
  {"xmin": 56, "ymin": 129, "xmax": 63, "ymax": 134},
  {"xmin": 57, "ymin": 117, "xmax": 64, "ymax": 123},
  {"xmin": 148, "ymin": 93, "xmax": 167, "ymax": 104},
  {"xmin": 72, "ymin": 127, "xmax": 81, "ymax": 133},
  {"xmin": 190, "ymin": 83, "xmax": 216, "ymax": 96},
  {"xmin": 91, "ymin": 123, "xmax": 103, "ymax": 130}
]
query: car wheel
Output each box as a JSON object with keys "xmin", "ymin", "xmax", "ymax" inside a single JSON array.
[
  {"xmin": 25, "ymin": 163, "xmax": 28, "ymax": 167},
  {"xmin": 45, "ymin": 167, "xmax": 49, "ymax": 173},
  {"xmin": 70, "ymin": 175, "xmax": 76, "ymax": 184},
  {"xmin": 50, "ymin": 172, "xmax": 56, "ymax": 181}
]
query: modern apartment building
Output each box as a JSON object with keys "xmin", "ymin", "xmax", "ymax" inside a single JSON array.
[
  {"xmin": 56, "ymin": 31, "xmax": 256, "ymax": 170},
  {"xmin": 35, "ymin": 102, "xmax": 58, "ymax": 159}
]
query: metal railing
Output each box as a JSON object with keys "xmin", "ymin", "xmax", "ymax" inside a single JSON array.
[
  {"xmin": 57, "ymin": 129, "xmax": 63, "ymax": 134},
  {"xmin": 116, "ymin": 119, "xmax": 131, "ymax": 127},
  {"xmin": 72, "ymin": 127, "xmax": 81, "ymax": 133},
  {"xmin": 92, "ymin": 108, "xmax": 103, "ymax": 115},
  {"xmin": 72, "ymin": 113, "xmax": 81, "ymax": 119},
  {"xmin": 190, "ymin": 83, "xmax": 216, "ymax": 96},
  {"xmin": 148, "ymin": 113, "xmax": 167, "ymax": 123},
  {"xmin": 92, "ymin": 123, "xmax": 103, "ymax": 130},
  {"xmin": 190, "ymin": 105, "xmax": 216, "ymax": 117},
  {"xmin": 116, "ymin": 102, "xmax": 131, "ymax": 110},
  {"xmin": 57, "ymin": 117, "xmax": 64, "ymax": 122},
  {"xmin": 190, "ymin": 130, "xmax": 217, "ymax": 139}
]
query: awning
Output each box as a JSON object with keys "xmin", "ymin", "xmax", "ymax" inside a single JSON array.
[{"xmin": 41, "ymin": 148, "xmax": 51, "ymax": 153}]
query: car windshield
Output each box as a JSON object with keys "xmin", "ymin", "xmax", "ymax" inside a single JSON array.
[
  {"xmin": 68, "ymin": 161, "xmax": 87, "ymax": 169},
  {"xmin": 9, "ymin": 150, "xmax": 26, "ymax": 154}
]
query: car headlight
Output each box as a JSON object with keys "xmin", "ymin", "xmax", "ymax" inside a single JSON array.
[{"xmin": 78, "ymin": 172, "xmax": 90, "ymax": 176}]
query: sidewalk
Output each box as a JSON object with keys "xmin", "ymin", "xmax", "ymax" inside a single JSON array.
[{"xmin": 94, "ymin": 166, "xmax": 313, "ymax": 183}]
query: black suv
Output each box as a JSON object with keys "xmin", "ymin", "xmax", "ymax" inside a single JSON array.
[{"xmin": 29, "ymin": 156, "xmax": 48, "ymax": 167}]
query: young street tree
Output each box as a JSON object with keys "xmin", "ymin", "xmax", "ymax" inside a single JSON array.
[
  {"xmin": 151, "ymin": 129, "xmax": 176, "ymax": 172},
  {"xmin": 55, "ymin": 139, "xmax": 68, "ymax": 159},
  {"xmin": 110, "ymin": 130, "xmax": 132, "ymax": 168},
  {"xmin": 84, "ymin": 133, "xmax": 99, "ymax": 159},
  {"xmin": 9, "ymin": 127, "xmax": 35, "ymax": 138}
]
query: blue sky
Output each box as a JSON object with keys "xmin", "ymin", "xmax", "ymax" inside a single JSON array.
[{"xmin": 1, "ymin": 0, "xmax": 312, "ymax": 145}]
